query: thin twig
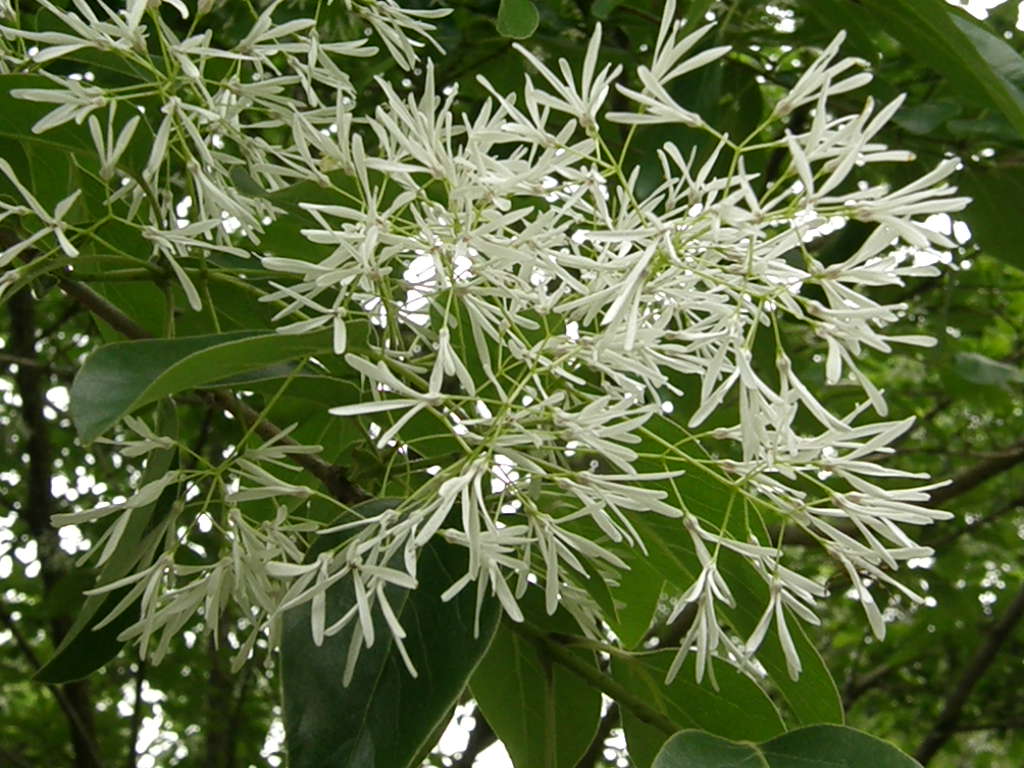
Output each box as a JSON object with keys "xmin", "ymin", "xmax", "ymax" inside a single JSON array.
[
  {"xmin": 124, "ymin": 657, "xmax": 147, "ymax": 768},
  {"xmin": 924, "ymin": 494, "xmax": 1024, "ymax": 551},
  {"xmin": 914, "ymin": 581, "xmax": 1024, "ymax": 764},
  {"xmin": 449, "ymin": 711, "xmax": 496, "ymax": 768},
  {"xmin": 928, "ymin": 441, "xmax": 1024, "ymax": 507},
  {"xmin": 0, "ymin": 351, "xmax": 74, "ymax": 376}
]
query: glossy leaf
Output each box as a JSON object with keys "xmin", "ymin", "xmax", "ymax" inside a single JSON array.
[
  {"xmin": 653, "ymin": 730, "xmax": 766, "ymax": 768},
  {"xmin": 616, "ymin": 651, "xmax": 784, "ymax": 768},
  {"xmin": 652, "ymin": 725, "xmax": 922, "ymax": 768},
  {"xmin": 623, "ymin": 417, "xmax": 843, "ymax": 726},
  {"xmin": 763, "ymin": 725, "xmax": 922, "ymax": 767},
  {"xmin": 70, "ymin": 330, "xmax": 338, "ymax": 443},
  {"xmin": 604, "ymin": 550, "xmax": 666, "ymax": 649},
  {"xmin": 717, "ymin": 548, "xmax": 844, "ymax": 727},
  {"xmin": 857, "ymin": 0, "xmax": 1024, "ymax": 137},
  {"xmin": 471, "ymin": 590, "xmax": 602, "ymax": 768},
  {"xmin": 281, "ymin": 538, "xmax": 500, "ymax": 768}
]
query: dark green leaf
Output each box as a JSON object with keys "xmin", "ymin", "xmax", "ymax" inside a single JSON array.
[
  {"xmin": 616, "ymin": 651, "xmax": 784, "ymax": 767},
  {"xmin": 858, "ymin": 0, "xmax": 1024, "ymax": 137},
  {"xmin": 624, "ymin": 418, "xmax": 843, "ymax": 727},
  {"xmin": 717, "ymin": 548, "xmax": 845, "ymax": 727},
  {"xmin": 652, "ymin": 725, "xmax": 921, "ymax": 767},
  {"xmin": 281, "ymin": 538, "xmax": 500, "ymax": 768},
  {"xmin": 471, "ymin": 590, "xmax": 602, "ymax": 768},
  {"xmin": 604, "ymin": 548, "xmax": 666, "ymax": 649},
  {"xmin": 950, "ymin": 14, "xmax": 1024, "ymax": 91},
  {"xmin": 70, "ymin": 330, "xmax": 339, "ymax": 443},
  {"xmin": 762, "ymin": 725, "xmax": 922, "ymax": 767},
  {"xmin": 893, "ymin": 102, "xmax": 962, "ymax": 135},
  {"xmin": 652, "ymin": 730, "xmax": 766, "ymax": 768}
]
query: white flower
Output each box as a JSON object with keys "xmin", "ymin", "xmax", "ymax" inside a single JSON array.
[
  {"xmin": 12, "ymin": 0, "xmax": 971, "ymax": 685},
  {"xmin": 515, "ymin": 24, "xmax": 622, "ymax": 129}
]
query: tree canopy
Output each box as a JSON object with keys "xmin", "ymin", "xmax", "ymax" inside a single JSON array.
[{"xmin": 1, "ymin": 1, "xmax": 1023, "ymax": 767}]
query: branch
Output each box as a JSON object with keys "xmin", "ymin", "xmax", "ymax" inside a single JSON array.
[
  {"xmin": 8, "ymin": 288, "xmax": 102, "ymax": 768},
  {"xmin": 928, "ymin": 441, "xmax": 1024, "ymax": 507},
  {"xmin": 952, "ymin": 720, "xmax": 1024, "ymax": 732},
  {"xmin": 924, "ymin": 494, "xmax": 1024, "ymax": 551},
  {"xmin": 842, "ymin": 656, "xmax": 920, "ymax": 709},
  {"xmin": 124, "ymin": 657, "xmax": 146, "ymax": 768},
  {"xmin": 449, "ymin": 711, "xmax": 496, "ymax": 768},
  {"xmin": 56, "ymin": 273, "xmax": 368, "ymax": 506},
  {"xmin": 509, "ymin": 622, "xmax": 678, "ymax": 738},
  {"xmin": 0, "ymin": 351, "xmax": 73, "ymax": 376},
  {"xmin": 58, "ymin": 273, "xmax": 151, "ymax": 340},
  {"xmin": 914, "ymin": 580, "xmax": 1024, "ymax": 764},
  {"xmin": 212, "ymin": 391, "xmax": 366, "ymax": 505}
]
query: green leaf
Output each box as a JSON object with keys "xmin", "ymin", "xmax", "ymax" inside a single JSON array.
[
  {"xmin": 892, "ymin": 101, "xmax": 962, "ymax": 135},
  {"xmin": 281, "ymin": 537, "xmax": 500, "ymax": 768},
  {"xmin": 857, "ymin": 0, "xmax": 1024, "ymax": 137},
  {"xmin": 471, "ymin": 590, "xmax": 602, "ymax": 768},
  {"xmin": 717, "ymin": 549, "xmax": 844, "ymax": 727},
  {"xmin": 947, "ymin": 115, "xmax": 1019, "ymax": 142},
  {"xmin": 70, "ymin": 330, "xmax": 339, "ymax": 443},
  {"xmin": 652, "ymin": 725, "xmax": 922, "ymax": 768},
  {"xmin": 605, "ymin": 550, "xmax": 665, "ymax": 649},
  {"xmin": 953, "ymin": 352, "xmax": 1024, "ymax": 388},
  {"xmin": 762, "ymin": 725, "xmax": 922, "ymax": 767},
  {"xmin": 950, "ymin": 14, "xmax": 1024, "ymax": 91},
  {"xmin": 496, "ymin": 0, "xmax": 539, "ymax": 39},
  {"xmin": 652, "ymin": 730, "xmax": 766, "ymax": 768},
  {"xmin": 615, "ymin": 651, "xmax": 784, "ymax": 768}
]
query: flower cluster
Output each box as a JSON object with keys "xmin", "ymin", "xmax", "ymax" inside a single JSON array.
[{"xmin": 1, "ymin": 0, "xmax": 965, "ymax": 681}]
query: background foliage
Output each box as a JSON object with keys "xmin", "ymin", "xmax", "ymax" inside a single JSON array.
[{"xmin": 1, "ymin": 0, "xmax": 1023, "ymax": 767}]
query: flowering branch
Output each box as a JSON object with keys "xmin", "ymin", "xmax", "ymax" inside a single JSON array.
[{"xmin": 0, "ymin": 0, "xmax": 970, "ymax": 684}]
